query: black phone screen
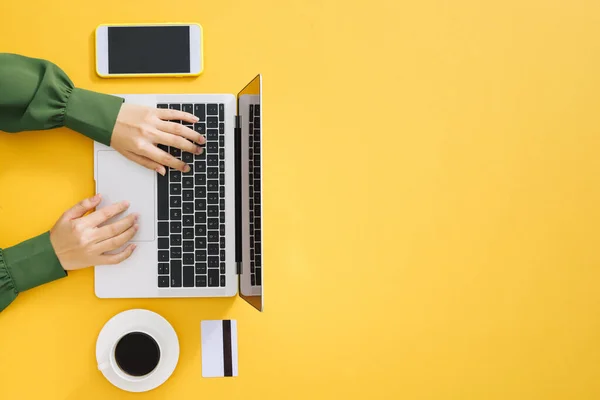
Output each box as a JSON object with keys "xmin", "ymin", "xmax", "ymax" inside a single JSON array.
[{"xmin": 108, "ymin": 26, "xmax": 190, "ymax": 74}]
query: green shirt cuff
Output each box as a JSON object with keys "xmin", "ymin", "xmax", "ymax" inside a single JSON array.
[
  {"xmin": 65, "ymin": 87, "xmax": 123, "ymax": 146},
  {"xmin": 2, "ymin": 232, "xmax": 67, "ymax": 293}
]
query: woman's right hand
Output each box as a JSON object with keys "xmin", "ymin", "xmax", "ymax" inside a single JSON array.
[{"xmin": 49, "ymin": 194, "xmax": 139, "ymax": 270}]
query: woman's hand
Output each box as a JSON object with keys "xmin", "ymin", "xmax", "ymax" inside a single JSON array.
[
  {"xmin": 110, "ymin": 104, "xmax": 206, "ymax": 175},
  {"xmin": 49, "ymin": 194, "xmax": 138, "ymax": 270}
]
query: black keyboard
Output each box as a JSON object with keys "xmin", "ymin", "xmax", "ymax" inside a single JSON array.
[
  {"xmin": 248, "ymin": 104, "xmax": 262, "ymax": 286},
  {"xmin": 156, "ymin": 103, "xmax": 227, "ymax": 289}
]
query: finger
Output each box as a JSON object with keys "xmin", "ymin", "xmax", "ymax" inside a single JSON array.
[
  {"xmin": 96, "ymin": 223, "xmax": 139, "ymax": 253},
  {"xmin": 82, "ymin": 200, "xmax": 130, "ymax": 227},
  {"xmin": 63, "ymin": 194, "xmax": 103, "ymax": 220},
  {"xmin": 156, "ymin": 108, "xmax": 199, "ymax": 124},
  {"xmin": 94, "ymin": 212, "xmax": 138, "ymax": 242},
  {"xmin": 141, "ymin": 144, "xmax": 190, "ymax": 173},
  {"xmin": 154, "ymin": 129, "xmax": 203, "ymax": 154},
  {"xmin": 156, "ymin": 121, "xmax": 206, "ymax": 145},
  {"xmin": 100, "ymin": 243, "xmax": 137, "ymax": 265},
  {"xmin": 124, "ymin": 150, "xmax": 166, "ymax": 176}
]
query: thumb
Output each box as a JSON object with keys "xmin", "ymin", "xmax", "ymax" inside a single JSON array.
[{"xmin": 63, "ymin": 194, "xmax": 103, "ymax": 220}]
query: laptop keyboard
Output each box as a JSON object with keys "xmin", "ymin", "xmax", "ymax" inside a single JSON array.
[
  {"xmin": 156, "ymin": 103, "xmax": 227, "ymax": 289},
  {"xmin": 249, "ymin": 104, "xmax": 262, "ymax": 286}
]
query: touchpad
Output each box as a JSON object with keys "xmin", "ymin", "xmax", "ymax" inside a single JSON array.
[{"xmin": 96, "ymin": 151, "xmax": 155, "ymax": 242}]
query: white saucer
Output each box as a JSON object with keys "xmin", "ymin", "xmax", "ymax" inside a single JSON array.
[{"xmin": 96, "ymin": 309, "xmax": 179, "ymax": 392}]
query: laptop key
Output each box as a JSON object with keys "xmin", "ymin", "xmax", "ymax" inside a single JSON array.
[
  {"xmin": 208, "ymin": 218, "xmax": 219, "ymax": 230},
  {"xmin": 220, "ymin": 212, "xmax": 225, "ymax": 224},
  {"xmin": 170, "ymin": 170, "xmax": 181, "ymax": 182},
  {"xmin": 183, "ymin": 240, "xmax": 194, "ymax": 252},
  {"xmin": 158, "ymin": 104, "xmax": 168, "ymax": 109},
  {"xmin": 196, "ymin": 275, "xmax": 207, "ymax": 287},
  {"xmin": 208, "ymin": 244, "xmax": 219, "ymax": 256},
  {"xmin": 220, "ymin": 224, "xmax": 225, "ymax": 236},
  {"xmin": 170, "ymin": 234, "xmax": 182, "ymax": 246},
  {"xmin": 171, "ymin": 247, "xmax": 182, "ymax": 259},
  {"xmin": 182, "ymin": 152, "xmax": 194, "ymax": 163},
  {"xmin": 208, "ymin": 205, "xmax": 218, "ymax": 217},
  {"xmin": 207, "ymin": 129, "xmax": 218, "ymax": 141},
  {"xmin": 183, "ymin": 190, "xmax": 194, "ymax": 202},
  {"xmin": 220, "ymin": 250, "xmax": 225, "ymax": 260},
  {"xmin": 251, "ymin": 274, "xmax": 256, "ymax": 285},
  {"xmin": 183, "ymin": 253, "xmax": 194, "ymax": 265},
  {"xmin": 183, "ymin": 202, "xmax": 194, "ymax": 214},
  {"xmin": 255, "ymin": 267, "xmax": 262, "ymax": 285},
  {"xmin": 171, "ymin": 260, "xmax": 182, "ymax": 287},
  {"xmin": 158, "ymin": 276, "xmax": 169, "ymax": 287},
  {"xmin": 220, "ymin": 186, "xmax": 225, "ymax": 198},
  {"xmin": 195, "ymin": 199, "xmax": 207, "ymax": 210},
  {"xmin": 219, "ymin": 123, "xmax": 224, "ymax": 135},
  {"xmin": 170, "ymin": 209, "xmax": 181, "ymax": 220},
  {"xmin": 208, "ymin": 269, "xmax": 219, "ymax": 287},
  {"xmin": 207, "ymin": 193, "xmax": 218, "ymax": 205},
  {"xmin": 194, "ymin": 104, "xmax": 206, "ymax": 121},
  {"xmin": 220, "ymin": 262, "xmax": 226, "ymax": 274},
  {"xmin": 207, "ymin": 154, "xmax": 218, "ymax": 166},
  {"xmin": 170, "ymin": 184, "xmax": 181, "ymax": 195},
  {"xmin": 183, "ymin": 215, "xmax": 194, "ymax": 226},
  {"xmin": 194, "ymin": 123, "xmax": 206, "ymax": 135},
  {"xmin": 208, "ymin": 256, "xmax": 219, "ymax": 268},
  {"xmin": 170, "ymin": 146, "xmax": 181, "ymax": 157},
  {"xmin": 195, "ymin": 174, "xmax": 206, "ymax": 186},
  {"xmin": 170, "ymin": 196, "xmax": 182, "ymax": 208},
  {"xmin": 207, "ymin": 167, "xmax": 218, "ymax": 179},
  {"xmin": 219, "ymin": 173, "xmax": 225, "ymax": 185},
  {"xmin": 208, "ymin": 231, "xmax": 219, "ymax": 243},
  {"xmin": 157, "ymin": 170, "xmax": 168, "ymax": 220},
  {"xmin": 207, "ymin": 180, "xmax": 218, "ymax": 192},
  {"xmin": 196, "ymin": 237, "xmax": 207, "ymax": 248},
  {"xmin": 158, "ymin": 222, "xmax": 169, "ymax": 236},
  {"xmin": 220, "ymin": 237, "xmax": 225, "ymax": 248},
  {"xmin": 196, "ymin": 262, "xmax": 207, "ymax": 274},
  {"xmin": 207, "ymin": 104, "xmax": 218, "ymax": 115},
  {"xmin": 218, "ymin": 104, "xmax": 224, "ymax": 121},
  {"xmin": 183, "ymin": 228, "xmax": 194, "ymax": 240},
  {"xmin": 195, "ymin": 212, "xmax": 207, "ymax": 224},
  {"xmin": 182, "ymin": 176, "xmax": 194, "ymax": 188},
  {"xmin": 158, "ymin": 251, "xmax": 169, "ymax": 262},
  {"xmin": 183, "ymin": 266, "xmax": 194, "ymax": 287},
  {"xmin": 207, "ymin": 117, "xmax": 218, "ymax": 129},
  {"xmin": 195, "ymin": 186, "xmax": 206, "ymax": 198},
  {"xmin": 195, "ymin": 224, "xmax": 206, "ymax": 236},
  {"xmin": 196, "ymin": 250, "xmax": 207, "ymax": 262},
  {"xmin": 195, "ymin": 160, "xmax": 206, "ymax": 173},
  {"xmin": 158, "ymin": 263, "xmax": 169, "ymax": 275},
  {"xmin": 207, "ymin": 142, "xmax": 218, "ymax": 154},
  {"xmin": 170, "ymin": 222, "xmax": 181, "ymax": 233},
  {"xmin": 220, "ymin": 275, "xmax": 226, "ymax": 287},
  {"xmin": 158, "ymin": 238, "xmax": 169, "ymax": 249}
]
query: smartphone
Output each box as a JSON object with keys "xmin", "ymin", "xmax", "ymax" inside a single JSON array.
[{"xmin": 95, "ymin": 23, "xmax": 203, "ymax": 78}]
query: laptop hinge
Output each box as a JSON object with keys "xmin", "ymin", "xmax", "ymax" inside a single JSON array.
[
  {"xmin": 236, "ymin": 261, "xmax": 242, "ymax": 275},
  {"xmin": 234, "ymin": 115, "xmax": 242, "ymax": 265}
]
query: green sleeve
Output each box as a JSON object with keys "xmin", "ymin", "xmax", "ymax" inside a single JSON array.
[
  {"xmin": 0, "ymin": 233, "xmax": 66, "ymax": 312},
  {"xmin": 0, "ymin": 53, "xmax": 123, "ymax": 145}
]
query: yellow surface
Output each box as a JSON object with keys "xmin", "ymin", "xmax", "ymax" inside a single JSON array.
[{"xmin": 1, "ymin": 0, "xmax": 600, "ymax": 398}]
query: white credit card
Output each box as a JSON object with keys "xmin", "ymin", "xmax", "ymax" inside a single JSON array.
[{"xmin": 201, "ymin": 320, "xmax": 238, "ymax": 377}]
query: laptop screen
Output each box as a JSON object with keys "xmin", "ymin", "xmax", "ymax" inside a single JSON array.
[{"xmin": 237, "ymin": 75, "xmax": 263, "ymax": 311}]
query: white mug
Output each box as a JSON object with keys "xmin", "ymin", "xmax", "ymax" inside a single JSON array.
[{"xmin": 98, "ymin": 330, "xmax": 162, "ymax": 382}]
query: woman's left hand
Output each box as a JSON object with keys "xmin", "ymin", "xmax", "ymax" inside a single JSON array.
[{"xmin": 110, "ymin": 103, "xmax": 206, "ymax": 175}]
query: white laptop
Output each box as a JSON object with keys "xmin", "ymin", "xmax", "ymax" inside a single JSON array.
[{"xmin": 93, "ymin": 75, "xmax": 263, "ymax": 311}]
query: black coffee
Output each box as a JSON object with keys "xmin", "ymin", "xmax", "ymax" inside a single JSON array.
[{"xmin": 114, "ymin": 332, "xmax": 160, "ymax": 377}]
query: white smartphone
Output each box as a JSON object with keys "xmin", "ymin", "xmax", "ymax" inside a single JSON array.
[{"xmin": 95, "ymin": 23, "xmax": 203, "ymax": 78}]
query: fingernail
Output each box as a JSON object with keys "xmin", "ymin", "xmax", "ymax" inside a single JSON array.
[
  {"xmin": 92, "ymin": 194, "xmax": 100, "ymax": 201},
  {"xmin": 123, "ymin": 200, "xmax": 130, "ymax": 208},
  {"xmin": 134, "ymin": 214, "xmax": 139, "ymax": 221},
  {"xmin": 134, "ymin": 224, "xmax": 139, "ymax": 231},
  {"xmin": 195, "ymin": 146, "xmax": 202, "ymax": 154},
  {"xmin": 193, "ymin": 116, "xmax": 199, "ymax": 122},
  {"xmin": 184, "ymin": 165, "xmax": 191, "ymax": 172},
  {"xmin": 155, "ymin": 167, "xmax": 165, "ymax": 176},
  {"xmin": 132, "ymin": 244, "xmax": 137, "ymax": 251}
]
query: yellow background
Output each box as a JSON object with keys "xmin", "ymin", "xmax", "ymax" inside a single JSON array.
[{"xmin": 1, "ymin": 0, "xmax": 600, "ymax": 398}]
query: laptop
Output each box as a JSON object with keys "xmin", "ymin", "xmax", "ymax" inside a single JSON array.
[{"xmin": 93, "ymin": 75, "xmax": 263, "ymax": 312}]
